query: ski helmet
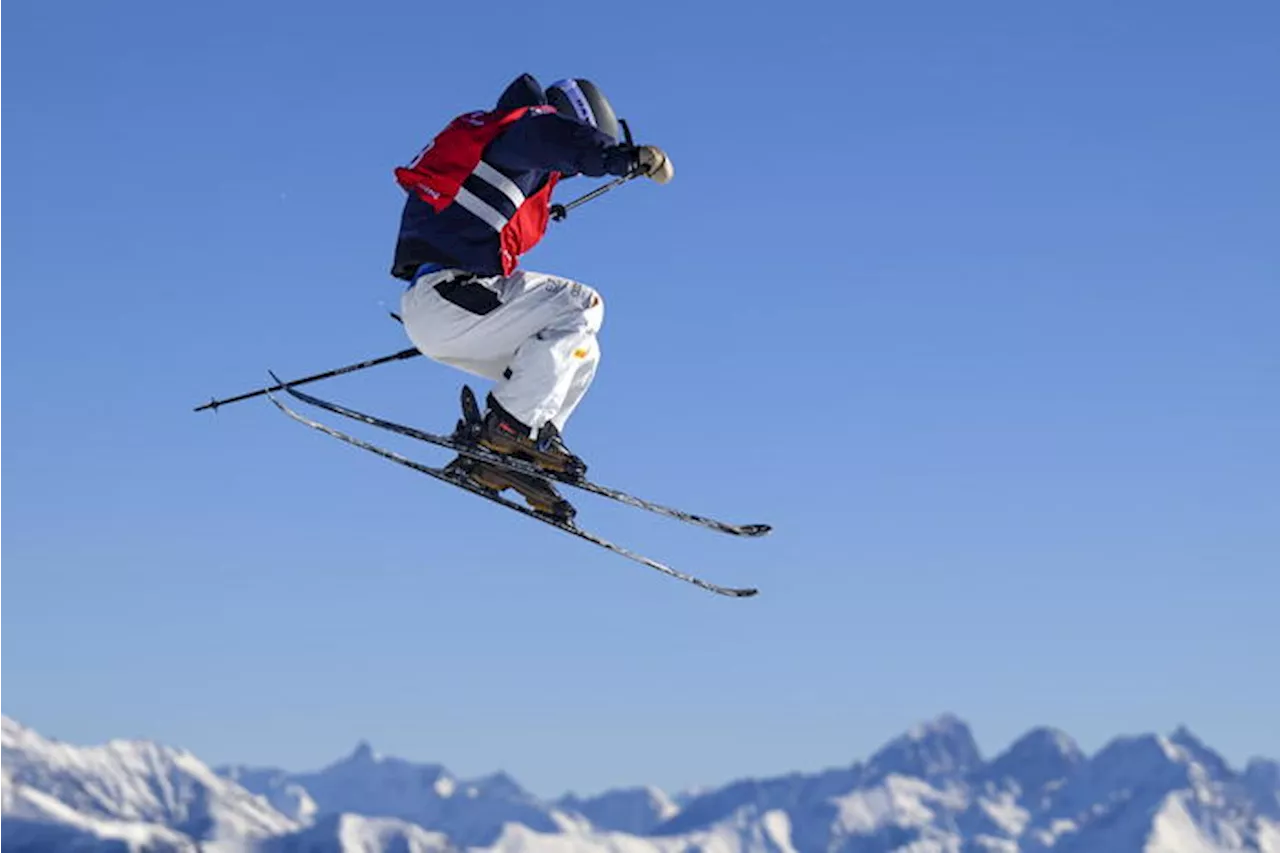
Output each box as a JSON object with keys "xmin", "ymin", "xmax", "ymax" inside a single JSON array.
[{"xmin": 547, "ymin": 78, "xmax": 620, "ymax": 143}]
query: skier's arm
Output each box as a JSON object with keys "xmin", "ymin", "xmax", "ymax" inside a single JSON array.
[{"xmin": 486, "ymin": 113, "xmax": 637, "ymax": 178}]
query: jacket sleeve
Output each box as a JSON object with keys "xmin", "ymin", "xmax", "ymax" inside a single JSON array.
[{"xmin": 485, "ymin": 113, "xmax": 636, "ymax": 178}]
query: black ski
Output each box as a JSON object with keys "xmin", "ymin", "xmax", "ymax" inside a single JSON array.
[
  {"xmin": 266, "ymin": 391, "xmax": 759, "ymax": 598},
  {"xmin": 273, "ymin": 380, "xmax": 771, "ymax": 538}
]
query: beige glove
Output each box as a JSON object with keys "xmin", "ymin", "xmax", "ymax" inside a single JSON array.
[{"xmin": 636, "ymin": 145, "xmax": 674, "ymax": 185}]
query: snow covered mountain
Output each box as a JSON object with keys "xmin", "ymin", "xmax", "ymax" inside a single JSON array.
[
  {"xmin": 220, "ymin": 740, "xmax": 562, "ymax": 846},
  {"xmin": 556, "ymin": 786, "xmax": 679, "ymax": 835},
  {"xmin": 1, "ymin": 716, "xmax": 296, "ymax": 851},
  {"xmin": 3, "ymin": 713, "xmax": 1277, "ymax": 853}
]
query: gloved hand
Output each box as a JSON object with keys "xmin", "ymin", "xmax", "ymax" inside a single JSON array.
[{"xmin": 636, "ymin": 145, "xmax": 674, "ymax": 184}]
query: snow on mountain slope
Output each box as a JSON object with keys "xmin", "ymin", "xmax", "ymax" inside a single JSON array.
[
  {"xmin": 260, "ymin": 813, "xmax": 455, "ymax": 853},
  {"xmin": 488, "ymin": 806, "xmax": 798, "ymax": 853},
  {"xmin": 1246, "ymin": 761, "xmax": 1280, "ymax": 820},
  {"xmin": 557, "ymin": 786, "xmax": 680, "ymax": 835},
  {"xmin": 4, "ymin": 713, "xmax": 1278, "ymax": 853},
  {"xmin": 652, "ymin": 773, "xmax": 808, "ymax": 837},
  {"xmin": 221, "ymin": 739, "xmax": 562, "ymax": 846},
  {"xmin": 1017, "ymin": 733, "xmax": 1276, "ymax": 853},
  {"xmin": 2, "ymin": 715, "xmax": 296, "ymax": 849},
  {"xmin": 980, "ymin": 727, "xmax": 1084, "ymax": 800},
  {"xmin": 0, "ymin": 804, "xmax": 195, "ymax": 850},
  {"xmin": 653, "ymin": 716, "xmax": 982, "ymax": 840},
  {"xmin": 947, "ymin": 726, "xmax": 1087, "ymax": 842},
  {"xmin": 658, "ymin": 717, "xmax": 1278, "ymax": 853},
  {"xmin": 218, "ymin": 763, "xmax": 319, "ymax": 824},
  {"xmin": 861, "ymin": 712, "xmax": 983, "ymax": 784}
]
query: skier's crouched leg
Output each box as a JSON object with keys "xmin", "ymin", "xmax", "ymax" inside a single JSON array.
[
  {"xmin": 398, "ymin": 267, "xmax": 517, "ymax": 379},
  {"xmin": 486, "ymin": 272, "xmax": 604, "ymax": 463}
]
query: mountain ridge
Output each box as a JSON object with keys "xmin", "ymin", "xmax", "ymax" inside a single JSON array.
[{"xmin": 4, "ymin": 713, "xmax": 1277, "ymax": 852}]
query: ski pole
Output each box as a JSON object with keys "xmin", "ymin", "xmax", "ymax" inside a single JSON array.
[
  {"xmin": 193, "ymin": 347, "xmax": 421, "ymax": 412},
  {"xmin": 550, "ymin": 167, "xmax": 645, "ymax": 222}
]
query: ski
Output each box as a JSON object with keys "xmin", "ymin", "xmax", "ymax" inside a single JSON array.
[
  {"xmin": 273, "ymin": 380, "xmax": 771, "ymax": 538},
  {"xmin": 266, "ymin": 391, "xmax": 759, "ymax": 598}
]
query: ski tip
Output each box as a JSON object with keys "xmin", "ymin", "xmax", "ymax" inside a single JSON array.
[
  {"xmin": 728, "ymin": 587, "xmax": 760, "ymax": 598},
  {"xmin": 739, "ymin": 524, "xmax": 772, "ymax": 537}
]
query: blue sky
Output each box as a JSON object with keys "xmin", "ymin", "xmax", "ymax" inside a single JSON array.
[{"xmin": 3, "ymin": 0, "xmax": 1277, "ymax": 797}]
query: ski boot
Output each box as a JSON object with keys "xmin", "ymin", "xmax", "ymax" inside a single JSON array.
[
  {"xmin": 448, "ymin": 386, "xmax": 578, "ymax": 522},
  {"xmin": 454, "ymin": 386, "xmax": 588, "ymax": 479},
  {"xmin": 445, "ymin": 455, "xmax": 577, "ymax": 523}
]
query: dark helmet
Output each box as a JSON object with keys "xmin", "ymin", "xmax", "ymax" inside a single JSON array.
[{"xmin": 547, "ymin": 78, "xmax": 620, "ymax": 143}]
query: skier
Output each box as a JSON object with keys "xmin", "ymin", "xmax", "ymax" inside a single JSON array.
[{"xmin": 390, "ymin": 73, "xmax": 673, "ymax": 516}]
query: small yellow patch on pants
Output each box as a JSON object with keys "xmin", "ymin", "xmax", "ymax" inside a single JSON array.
[{"xmin": 573, "ymin": 348, "xmax": 590, "ymax": 359}]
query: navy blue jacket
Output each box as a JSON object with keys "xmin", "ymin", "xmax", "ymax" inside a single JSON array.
[{"xmin": 391, "ymin": 75, "xmax": 636, "ymax": 279}]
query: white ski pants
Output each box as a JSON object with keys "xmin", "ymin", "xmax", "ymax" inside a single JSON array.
[{"xmin": 400, "ymin": 268, "xmax": 604, "ymax": 432}]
